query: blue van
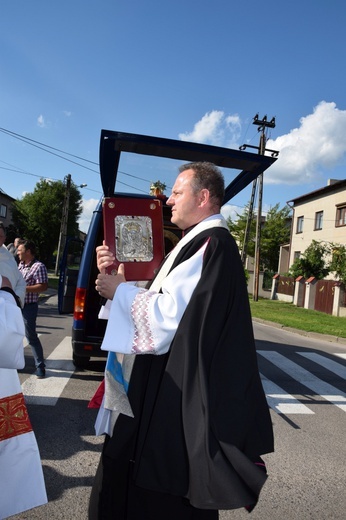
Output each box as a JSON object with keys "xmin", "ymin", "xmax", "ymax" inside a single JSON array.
[{"xmin": 58, "ymin": 130, "xmax": 277, "ymax": 368}]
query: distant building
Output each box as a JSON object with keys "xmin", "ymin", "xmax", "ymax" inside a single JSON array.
[
  {"xmin": 0, "ymin": 188, "xmax": 15, "ymax": 229},
  {"xmin": 278, "ymin": 179, "xmax": 346, "ymax": 273}
]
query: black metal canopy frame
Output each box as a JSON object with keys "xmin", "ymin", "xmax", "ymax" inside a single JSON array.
[{"xmin": 99, "ymin": 129, "xmax": 277, "ymax": 204}]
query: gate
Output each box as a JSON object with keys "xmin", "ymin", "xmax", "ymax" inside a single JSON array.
[
  {"xmin": 276, "ymin": 276, "xmax": 295, "ymax": 297},
  {"xmin": 314, "ymin": 280, "xmax": 335, "ymax": 314}
]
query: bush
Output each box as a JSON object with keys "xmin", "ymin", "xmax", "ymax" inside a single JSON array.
[{"xmin": 289, "ymin": 240, "xmax": 330, "ymax": 280}]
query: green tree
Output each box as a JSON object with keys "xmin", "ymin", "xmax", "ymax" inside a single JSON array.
[
  {"xmin": 329, "ymin": 244, "xmax": 346, "ymax": 285},
  {"xmin": 261, "ymin": 204, "xmax": 291, "ymax": 271},
  {"xmin": 227, "ymin": 204, "xmax": 257, "ymax": 258},
  {"xmin": 289, "ymin": 240, "xmax": 331, "ymax": 280},
  {"xmin": 227, "ymin": 202, "xmax": 291, "ymax": 271},
  {"xmin": 11, "ymin": 179, "xmax": 83, "ymax": 266}
]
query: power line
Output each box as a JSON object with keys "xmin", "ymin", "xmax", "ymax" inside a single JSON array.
[
  {"xmin": 0, "ymin": 127, "xmax": 162, "ymax": 191},
  {"xmin": 0, "ymin": 127, "xmax": 100, "ymax": 173},
  {"xmin": 0, "ymin": 127, "xmax": 98, "ymax": 164},
  {"xmin": 0, "ymin": 161, "xmax": 149, "ymax": 195},
  {"xmin": 0, "ymin": 164, "xmax": 102, "ymax": 194},
  {"xmin": 0, "ymin": 165, "xmax": 41, "ymax": 178}
]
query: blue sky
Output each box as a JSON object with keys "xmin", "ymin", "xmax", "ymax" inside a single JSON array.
[{"xmin": 1, "ymin": 0, "xmax": 346, "ymax": 232}]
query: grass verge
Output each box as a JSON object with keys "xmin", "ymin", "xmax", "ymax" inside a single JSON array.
[
  {"xmin": 249, "ymin": 297, "xmax": 346, "ymax": 339},
  {"xmin": 48, "ymin": 271, "xmax": 59, "ymax": 291},
  {"xmin": 47, "ymin": 271, "xmax": 346, "ymax": 339}
]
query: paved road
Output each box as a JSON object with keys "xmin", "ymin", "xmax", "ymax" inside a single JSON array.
[
  {"xmin": 11, "ymin": 295, "xmax": 346, "ymax": 519},
  {"xmin": 221, "ymin": 321, "xmax": 346, "ymax": 520}
]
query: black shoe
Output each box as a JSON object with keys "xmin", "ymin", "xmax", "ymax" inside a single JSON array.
[{"xmin": 36, "ymin": 368, "xmax": 46, "ymax": 378}]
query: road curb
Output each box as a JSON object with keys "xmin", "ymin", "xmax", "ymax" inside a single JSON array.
[
  {"xmin": 39, "ymin": 288, "xmax": 58, "ymax": 301},
  {"xmin": 252, "ymin": 317, "xmax": 346, "ymax": 344}
]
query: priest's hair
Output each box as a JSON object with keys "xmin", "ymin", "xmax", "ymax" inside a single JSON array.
[{"xmin": 179, "ymin": 162, "xmax": 225, "ymax": 208}]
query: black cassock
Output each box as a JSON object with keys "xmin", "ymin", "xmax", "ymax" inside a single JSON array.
[{"xmin": 90, "ymin": 227, "xmax": 274, "ymax": 520}]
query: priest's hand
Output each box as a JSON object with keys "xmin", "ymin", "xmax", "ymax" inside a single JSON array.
[
  {"xmin": 95, "ymin": 264, "xmax": 126, "ymax": 300},
  {"xmin": 96, "ymin": 240, "xmax": 115, "ymax": 274}
]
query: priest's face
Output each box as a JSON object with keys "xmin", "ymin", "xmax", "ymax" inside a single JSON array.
[{"xmin": 167, "ymin": 169, "xmax": 204, "ymax": 230}]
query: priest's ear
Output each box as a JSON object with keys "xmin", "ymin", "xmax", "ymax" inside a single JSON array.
[{"xmin": 198, "ymin": 188, "xmax": 210, "ymax": 208}]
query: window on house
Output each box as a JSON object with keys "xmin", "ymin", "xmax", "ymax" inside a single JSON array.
[
  {"xmin": 335, "ymin": 205, "xmax": 346, "ymax": 227},
  {"xmin": 0, "ymin": 204, "xmax": 6, "ymax": 218},
  {"xmin": 314, "ymin": 211, "xmax": 323, "ymax": 230},
  {"xmin": 294, "ymin": 251, "xmax": 301, "ymax": 260},
  {"xmin": 296, "ymin": 216, "xmax": 304, "ymax": 233}
]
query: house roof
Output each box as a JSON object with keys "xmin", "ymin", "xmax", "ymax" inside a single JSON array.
[
  {"xmin": 287, "ymin": 179, "xmax": 346, "ymax": 206},
  {"xmin": 0, "ymin": 187, "xmax": 15, "ymax": 201}
]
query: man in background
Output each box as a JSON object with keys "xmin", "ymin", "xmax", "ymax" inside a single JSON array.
[
  {"xmin": 0, "ymin": 222, "xmax": 26, "ymax": 306},
  {"xmin": 17, "ymin": 240, "xmax": 48, "ymax": 378},
  {"xmin": 7, "ymin": 236, "xmax": 22, "ymax": 263}
]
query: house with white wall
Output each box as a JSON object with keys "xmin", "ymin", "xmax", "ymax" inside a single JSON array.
[{"xmin": 278, "ymin": 179, "xmax": 346, "ymax": 274}]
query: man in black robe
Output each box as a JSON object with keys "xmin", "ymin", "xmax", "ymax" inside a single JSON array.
[{"xmin": 90, "ymin": 162, "xmax": 274, "ymax": 519}]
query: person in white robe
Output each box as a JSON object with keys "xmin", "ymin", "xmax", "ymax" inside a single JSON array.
[
  {"xmin": 89, "ymin": 162, "xmax": 274, "ymax": 519},
  {"xmin": 0, "ymin": 274, "xmax": 47, "ymax": 519}
]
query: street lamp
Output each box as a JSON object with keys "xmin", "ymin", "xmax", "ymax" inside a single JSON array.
[{"xmin": 54, "ymin": 175, "xmax": 87, "ymax": 275}]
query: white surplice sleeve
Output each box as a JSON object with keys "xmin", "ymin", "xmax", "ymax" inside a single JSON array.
[{"xmin": 100, "ymin": 242, "xmax": 207, "ymax": 355}]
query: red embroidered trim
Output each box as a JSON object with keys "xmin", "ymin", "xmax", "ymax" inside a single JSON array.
[{"xmin": 0, "ymin": 392, "xmax": 33, "ymax": 441}]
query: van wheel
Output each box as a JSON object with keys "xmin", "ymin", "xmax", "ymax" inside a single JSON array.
[{"xmin": 73, "ymin": 353, "xmax": 90, "ymax": 369}]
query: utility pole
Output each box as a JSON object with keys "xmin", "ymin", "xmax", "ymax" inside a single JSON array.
[
  {"xmin": 239, "ymin": 114, "xmax": 278, "ymax": 300},
  {"xmin": 55, "ymin": 174, "xmax": 71, "ymax": 275},
  {"xmin": 240, "ymin": 178, "xmax": 257, "ymax": 265}
]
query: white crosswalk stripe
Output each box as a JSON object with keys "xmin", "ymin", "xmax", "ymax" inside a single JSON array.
[
  {"xmin": 297, "ymin": 352, "xmax": 346, "ymax": 379},
  {"xmin": 22, "ymin": 336, "xmax": 74, "ymax": 406},
  {"xmin": 258, "ymin": 350, "xmax": 346, "ymax": 414},
  {"xmin": 260, "ymin": 374, "xmax": 314, "ymax": 414},
  {"xmin": 23, "ymin": 336, "xmax": 346, "ymax": 415}
]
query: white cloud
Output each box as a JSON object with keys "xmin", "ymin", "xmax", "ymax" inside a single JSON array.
[
  {"xmin": 78, "ymin": 197, "xmax": 99, "ymax": 233},
  {"xmin": 63, "ymin": 110, "xmax": 72, "ymax": 117},
  {"xmin": 180, "ymin": 102, "xmax": 346, "ymax": 188},
  {"xmin": 37, "ymin": 114, "xmax": 46, "ymax": 128},
  {"xmin": 221, "ymin": 204, "xmax": 240, "ymax": 221},
  {"xmin": 265, "ymin": 101, "xmax": 346, "ymax": 185},
  {"xmin": 179, "ymin": 110, "xmax": 241, "ymax": 148}
]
